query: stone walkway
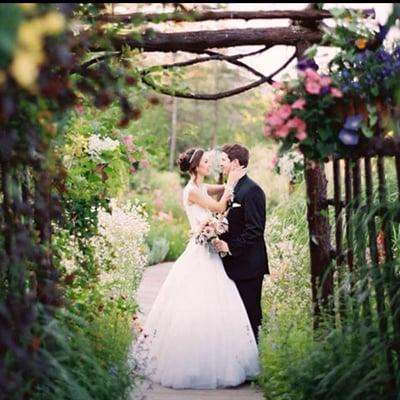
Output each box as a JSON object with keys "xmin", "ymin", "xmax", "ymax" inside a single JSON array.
[{"xmin": 129, "ymin": 262, "xmax": 264, "ymax": 400}]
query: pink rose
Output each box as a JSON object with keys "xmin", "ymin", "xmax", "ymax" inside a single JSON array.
[
  {"xmin": 274, "ymin": 124, "xmax": 290, "ymax": 138},
  {"xmin": 291, "ymin": 98, "xmax": 306, "ymax": 110},
  {"xmin": 331, "ymin": 88, "xmax": 343, "ymax": 98},
  {"xmin": 266, "ymin": 114, "xmax": 284, "ymax": 127},
  {"xmin": 276, "ymin": 104, "xmax": 292, "ymax": 120},
  {"xmin": 319, "ymin": 76, "xmax": 332, "ymax": 87},
  {"xmin": 204, "ymin": 226, "xmax": 215, "ymax": 238},
  {"xmin": 121, "ymin": 135, "xmax": 134, "ymax": 151},
  {"xmin": 305, "ymin": 79, "xmax": 321, "ymax": 95},
  {"xmin": 286, "ymin": 117, "xmax": 306, "ymax": 132},
  {"xmin": 304, "ymin": 68, "xmax": 321, "ymax": 82},
  {"xmin": 272, "ymin": 81, "xmax": 284, "ymax": 90},
  {"xmin": 295, "ymin": 130, "xmax": 307, "ymax": 141}
]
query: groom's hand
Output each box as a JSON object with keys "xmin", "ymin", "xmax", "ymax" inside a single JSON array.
[{"xmin": 213, "ymin": 239, "xmax": 230, "ymax": 254}]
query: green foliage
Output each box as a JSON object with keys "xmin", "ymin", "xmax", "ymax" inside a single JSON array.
[
  {"xmin": 258, "ymin": 182, "xmax": 312, "ymax": 399},
  {"xmin": 0, "ymin": 4, "xmax": 21, "ymax": 68},
  {"xmin": 31, "ymin": 308, "xmax": 135, "ymax": 400},
  {"xmin": 287, "ymin": 316, "xmax": 397, "ymax": 400},
  {"xmin": 259, "ymin": 170, "xmax": 400, "ymax": 399},
  {"xmin": 146, "ymin": 237, "xmax": 170, "ymax": 265},
  {"xmin": 322, "ymin": 8, "xmax": 376, "ymax": 49},
  {"xmin": 258, "ymin": 311, "xmax": 312, "ymax": 400},
  {"xmin": 147, "ymin": 220, "xmax": 188, "ymax": 262},
  {"xmin": 128, "ymin": 169, "xmax": 189, "ymax": 264}
]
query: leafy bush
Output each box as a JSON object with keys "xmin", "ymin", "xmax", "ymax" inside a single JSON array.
[
  {"xmin": 146, "ymin": 237, "xmax": 170, "ymax": 266},
  {"xmin": 146, "ymin": 220, "xmax": 189, "ymax": 263},
  {"xmin": 258, "ymin": 181, "xmax": 312, "ymax": 399},
  {"xmin": 259, "ymin": 173, "xmax": 400, "ymax": 399},
  {"xmin": 31, "ymin": 308, "xmax": 136, "ymax": 400},
  {"xmin": 129, "ymin": 169, "xmax": 189, "ymax": 263}
]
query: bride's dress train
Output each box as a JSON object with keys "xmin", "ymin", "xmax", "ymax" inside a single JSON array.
[{"xmin": 129, "ymin": 182, "xmax": 260, "ymax": 389}]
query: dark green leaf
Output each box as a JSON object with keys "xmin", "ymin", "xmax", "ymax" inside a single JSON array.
[{"xmin": 0, "ymin": 4, "xmax": 22, "ymax": 69}]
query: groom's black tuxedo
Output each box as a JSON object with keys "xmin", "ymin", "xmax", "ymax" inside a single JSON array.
[
  {"xmin": 220, "ymin": 174, "xmax": 269, "ymax": 341},
  {"xmin": 220, "ymin": 175, "xmax": 269, "ymax": 280}
]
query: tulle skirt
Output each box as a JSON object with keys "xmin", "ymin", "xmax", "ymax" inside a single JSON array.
[{"xmin": 129, "ymin": 238, "xmax": 260, "ymax": 389}]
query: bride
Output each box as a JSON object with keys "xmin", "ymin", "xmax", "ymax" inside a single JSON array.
[{"xmin": 130, "ymin": 147, "xmax": 260, "ymax": 389}]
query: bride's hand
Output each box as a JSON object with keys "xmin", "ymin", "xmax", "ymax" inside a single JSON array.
[{"xmin": 227, "ymin": 165, "xmax": 246, "ymax": 187}]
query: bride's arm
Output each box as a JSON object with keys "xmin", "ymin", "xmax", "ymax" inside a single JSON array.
[
  {"xmin": 206, "ymin": 184, "xmax": 225, "ymax": 197},
  {"xmin": 188, "ymin": 186, "xmax": 233, "ymax": 213},
  {"xmin": 189, "ymin": 166, "xmax": 243, "ymax": 212}
]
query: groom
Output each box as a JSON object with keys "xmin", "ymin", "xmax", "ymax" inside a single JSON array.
[{"xmin": 214, "ymin": 143, "xmax": 269, "ymax": 343}]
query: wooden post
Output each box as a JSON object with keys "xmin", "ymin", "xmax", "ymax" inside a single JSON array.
[
  {"xmin": 296, "ymin": 36, "xmax": 333, "ymax": 328},
  {"xmin": 305, "ymin": 161, "xmax": 334, "ymax": 328}
]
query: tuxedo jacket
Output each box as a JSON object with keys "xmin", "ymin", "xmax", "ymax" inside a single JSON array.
[{"xmin": 220, "ymin": 175, "xmax": 269, "ymax": 281}]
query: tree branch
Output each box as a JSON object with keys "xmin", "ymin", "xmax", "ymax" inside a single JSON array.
[
  {"xmin": 89, "ymin": 26, "xmax": 324, "ymax": 53},
  {"xmin": 71, "ymin": 51, "xmax": 121, "ymax": 74},
  {"xmin": 204, "ymin": 50, "xmax": 266, "ymax": 79},
  {"xmin": 140, "ymin": 50, "xmax": 297, "ymax": 100},
  {"xmin": 142, "ymin": 46, "xmax": 270, "ymax": 79},
  {"xmin": 97, "ymin": 8, "xmax": 375, "ymax": 24}
]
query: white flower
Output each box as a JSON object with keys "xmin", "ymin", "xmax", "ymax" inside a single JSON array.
[
  {"xmin": 88, "ymin": 134, "xmax": 120, "ymax": 160},
  {"xmin": 275, "ymin": 150, "xmax": 304, "ymax": 180},
  {"xmin": 94, "ymin": 199, "xmax": 150, "ymax": 297}
]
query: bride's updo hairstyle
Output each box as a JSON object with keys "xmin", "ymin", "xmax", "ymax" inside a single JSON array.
[{"xmin": 177, "ymin": 148, "xmax": 205, "ymax": 176}]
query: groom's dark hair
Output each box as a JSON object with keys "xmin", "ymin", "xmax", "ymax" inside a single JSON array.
[{"xmin": 221, "ymin": 144, "xmax": 249, "ymax": 167}]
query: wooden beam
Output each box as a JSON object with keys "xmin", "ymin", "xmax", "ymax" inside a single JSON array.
[
  {"xmin": 98, "ymin": 26, "xmax": 324, "ymax": 53},
  {"xmin": 97, "ymin": 8, "xmax": 375, "ymax": 24}
]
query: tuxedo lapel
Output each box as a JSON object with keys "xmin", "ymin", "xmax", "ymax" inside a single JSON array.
[{"xmin": 233, "ymin": 174, "xmax": 248, "ymax": 199}]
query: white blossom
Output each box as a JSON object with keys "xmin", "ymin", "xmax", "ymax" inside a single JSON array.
[
  {"xmin": 94, "ymin": 199, "xmax": 150, "ymax": 299},
  {"xmin": 88, "ymin": 134, "xmax": 120, "ymax": 160},
  {"xmin": 275, "ymin": 150, "xmax": 304, "ymax": 181}
]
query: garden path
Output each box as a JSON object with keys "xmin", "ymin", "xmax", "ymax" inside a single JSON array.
[{"xmin": 130, "ymin": 262, "xmax": 264, "ymax": 400}]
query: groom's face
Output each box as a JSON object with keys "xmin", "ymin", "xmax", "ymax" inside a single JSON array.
[{"xmin": 219, "ymin": 152, "xmax": 232, "ymax": 176}]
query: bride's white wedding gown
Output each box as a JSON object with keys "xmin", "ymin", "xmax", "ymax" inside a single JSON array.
[{"xmin": 130, "ymin": 182, "xmax": 260, "ymax": 389}]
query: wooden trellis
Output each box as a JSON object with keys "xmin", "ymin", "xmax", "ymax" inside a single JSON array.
[{"xmin": 95, "ymin": 4, "xmax": 397, "ymax": 328}]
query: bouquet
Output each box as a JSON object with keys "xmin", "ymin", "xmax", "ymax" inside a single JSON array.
[{"xmin": 195, "ymin": 213, "xmax": 229, "ymax": 257}]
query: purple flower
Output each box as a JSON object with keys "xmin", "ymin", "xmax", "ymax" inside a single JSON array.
[
  {"xmin": 297, "ymin": 59, "xmax": 319, "ymax": 71},
  {"xmin": 377, "ymin": 49, "xmax": 391, "ymax": 62},
  {"xmin": 350, "ymin": 81, "xmax": 361, "ymax": 92},
  {"xmin": 339, "ymin": 129, "xmax": 360, "ymax": 145},
  {"xmin": 340, "ymin": 69, "xmax": 351, "ymax": 79},
  {"xmin": 320, "ymin": 86, "xmax": 331, "ymax": 95},
  {"xmin": 376, "ymin": 24, "xmax": 390, "ymax": 43},
  {"xmin": 355, "ymin": 52, "xmax": 367, "ymax": 63},
  {"xmin": 344, "ymin": 115, "xmax": 363, "ymax": 131}
]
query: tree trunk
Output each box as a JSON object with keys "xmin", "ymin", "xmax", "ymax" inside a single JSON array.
[{"xmin": 169, "ymin": 93, "xmax": 178, "ymax": 170}]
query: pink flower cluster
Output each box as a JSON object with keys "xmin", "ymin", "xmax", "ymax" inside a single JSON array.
[
  {"xmin": 299, "ymin": 68, "xmax": 343, "ymax": 98},
  {"xmin": 264, "ymin": 69, "xmax": 343, "ymax": 143},
  {"xmin": 264, "ymin": 91, "xmax": 307, "ymax": 141}
]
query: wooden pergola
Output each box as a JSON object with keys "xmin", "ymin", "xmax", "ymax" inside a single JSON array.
[{"xmin": 85, "ymin": 3, "xmax": 376, "ymax": 320}]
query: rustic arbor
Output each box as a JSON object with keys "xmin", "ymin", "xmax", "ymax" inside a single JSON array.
[
  {"xmin": 90, "ymin": 3, "xmax": 378, "ymax": 322},
  {"xmin": 1, "ymin": 3, "xmax": 399, "ymax": 397}
]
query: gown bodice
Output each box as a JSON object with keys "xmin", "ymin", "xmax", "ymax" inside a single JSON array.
[{"xmin": 183, "ymin": 181, "xmax": 211, "ymax": 234}]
